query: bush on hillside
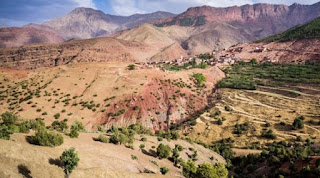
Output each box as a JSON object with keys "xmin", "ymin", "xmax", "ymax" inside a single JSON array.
[
  {"xmin": 292, "ymin": 118, "xmax": 304, "ymax": 130},
  {"xmin": 28, "ymin": 127, "xmax": 64, "ymax": 147},
  {"xmin": 157, "ymin": 143, "xmax": 171, "ymax": 159}
]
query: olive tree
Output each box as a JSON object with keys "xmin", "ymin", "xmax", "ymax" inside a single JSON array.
[{"xmin": 60, "ymin": 148, "xmax": 80, "ymax": 178}]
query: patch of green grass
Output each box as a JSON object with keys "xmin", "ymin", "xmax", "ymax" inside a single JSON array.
[{"xmin": 217, "ymin": 62, "xmax": 320, "ymax": 90}]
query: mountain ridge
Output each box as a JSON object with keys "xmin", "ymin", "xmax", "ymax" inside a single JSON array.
[{"xmin": 41, "ymin": 7, "xmax": 176, "ymax": 40}]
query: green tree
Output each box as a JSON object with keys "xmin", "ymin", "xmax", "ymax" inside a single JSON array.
[
  {"xmin": 172, "ymin": 147, "xmax": 180, "ymax": 166},
  {"xmin": 60, "ymin": 148, "xmax": 79, "ymax": 178},
  {"xmin": 118, "ymin": 133, "xmax": 129, "ymax": 145},
  {"xmin": 182, "ymin": 160, "xmax": 197, "ymax": 178},
  {"xmin": 196, "ymin": 163, "xmax": 228, "ymax": 178},
  {"xmin": 156, "ymin": 143, "xmax": 171, "ymax": 159},
  {"xmin": 0, "ymin": 125, "xmax": 13, "ymax": 140},
  {"xmin": 1, "ymin": 111, "xmax": 18, "ymax": 125}
]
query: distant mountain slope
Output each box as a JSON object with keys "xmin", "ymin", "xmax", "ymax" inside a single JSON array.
[
  {"xmin": 41, "ymin": 7, "xmax": 175, "ymax": 40},
  {"xmin": 156, "ymin": 3, "xmax": 320, "ymax": 32},
  {"xmin": 216, "ymin": 17, "xmax": 320, "ymax": 64},
  {"xmin": 0, "ymin": 27, "xmax": 64, "ymax": 48},
  {"xmin": 151, "ymin": 2, "xmax": 320, "ymax": 53},
  {"xmin": 116, "ymin": 24, "xmax": 175, "ymax": 45},
  {"xmin": 258, "ymin": 17, "xmax": 320, "ymax": 42}
]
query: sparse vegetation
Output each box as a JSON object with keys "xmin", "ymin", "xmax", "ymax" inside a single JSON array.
[{"xmin": 257, "ymin": 17, "xmax": 320, "ymax": 42}]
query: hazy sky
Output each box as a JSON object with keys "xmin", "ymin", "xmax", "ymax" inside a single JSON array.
[{"xmin": 0, "ymin": 0, "xmax": 319, "ymax": 26}]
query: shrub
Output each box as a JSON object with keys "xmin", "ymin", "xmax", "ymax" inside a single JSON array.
[
  {"xmin": 71, "ymin": 121, "xmax": 85, "ymax": 132},
  {"xmin": 110, "ymin": 133, "xmax": 130, "ymax": 145},
  {"xmin": 140, "ymin": 137, "xmax": 147, "ymax": 142},
  {"xmin": 95, "ymin": 134, "xmax": 109, "ymax": 143},
  {"xmin": 139, "ymin": 144, "xmax": 145, "ymax": 151},
  {"xmin": 28, "ymin": 127, "xmax": 64, "ymax": 147},
  {"xmin": 261, "ymin": 129, "xmax": 277, "ymax": 139},
  {"xmin": 296, "ymin": 136, "xmax": 302, "ymax": 141},
  {"xmin": 51, "ymin": 120, "xmax": 68, "ymax": 132},
  {"xmin": 156, "ymin": 130, "xmax": 180, "ymax": 140},
  {"xmin": 234, "ymin": 122, "xmax": 249, "ymax": 134},
  {"xmin": 68, "ymin": 128, "xmax": 79, "ymax": 138},
  {"xmin": 225, "ymin": 106, "xmax": 233, "ymax": 112},
  {"xmin": 156, "ymin": 143, "xmax": 171, "ymax": 159},
  {"xmin": 160, "ymin": 167, "xmax": 169, "ymax": 175},
  {"xmin": 292, "ymin": 118, "xmax": 304, "ymax": 130},
  {"xmin": 131, "ymin": 155, "xmax": 138, "ymax": 160},
  {"xmin": 192, "ymin": 73, "xmax": 206, "ymax": 86},
  {"xmin": 250, "ymin": 58, "xmax": 258, "ymax": 65},
  {"xmin": 217, "ymin": 119, "xmax": 223, "ymax": 125},
  {"xmin": 54, "ymin": 113, "xmax": 60, "ymax": 120},
  {"xmin": 0, "ymin": 125, "xmax": 13, "ymax": 140},
  {"xmin": 127, "ymin": 64, "xmax": 136, "ymax": 70},
  {"xmin": 19, "ymin": 121, "xmax": 31, "ymax": 133},
  {"xmin": 1, "ymin": 111, "xmax": 18, "ymax": 125},
  {"xmin": 60, "ymin": 148, "xmax": 79, "ymax": 178}
]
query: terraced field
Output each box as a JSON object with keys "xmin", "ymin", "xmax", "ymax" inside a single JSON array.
[{"xmin": 186, "ymin": 63, "xmax": 320, "ymax": 148}]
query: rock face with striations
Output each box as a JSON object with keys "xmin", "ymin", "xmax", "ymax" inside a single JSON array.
[
  {"xmin": 154, "ymin": 2, "xmax": 320, "ymax": 54},
  {"xmin": 157, "ymin": 3, "xmax": 320, "ymax": 31}
]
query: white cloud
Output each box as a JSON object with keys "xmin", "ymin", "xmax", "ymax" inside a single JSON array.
[
  {"xmin": 110, "ymin": 0, "xmax": 146, "ymax": 15},
  {"xmin": 71, "ymin": 0, "xmax": 97, "ymax": 9}
]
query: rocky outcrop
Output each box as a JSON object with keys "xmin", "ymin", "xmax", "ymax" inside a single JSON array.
[{"xmin": 0, "ymin": 38, "xmax": 142, "ymax": 69}]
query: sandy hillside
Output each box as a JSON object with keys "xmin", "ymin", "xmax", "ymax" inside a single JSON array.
[
  {"xmin": 0, "ymin": 62, "xmax": 225, "ymax": 130},
  {"xmin": 0, "ymin": 132, "xmax": 225, "ymax": 178}
]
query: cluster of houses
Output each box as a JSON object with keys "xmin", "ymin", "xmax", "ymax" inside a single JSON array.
[
  {"xmin": 134, "ymin": 44, "xmax": 274, "ymax": 70},
  {"xmin": 135, "ymin": 52, "xmax": 238, "ymax": 70}
]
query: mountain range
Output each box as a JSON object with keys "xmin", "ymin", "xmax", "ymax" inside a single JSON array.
[
  {"xmin": 0, "ymin": 8, "xmax": 175, "ymax": 48},
  {"xmin": 0, "ymin": 2, "xmax": 319, "ymax": 60}
]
